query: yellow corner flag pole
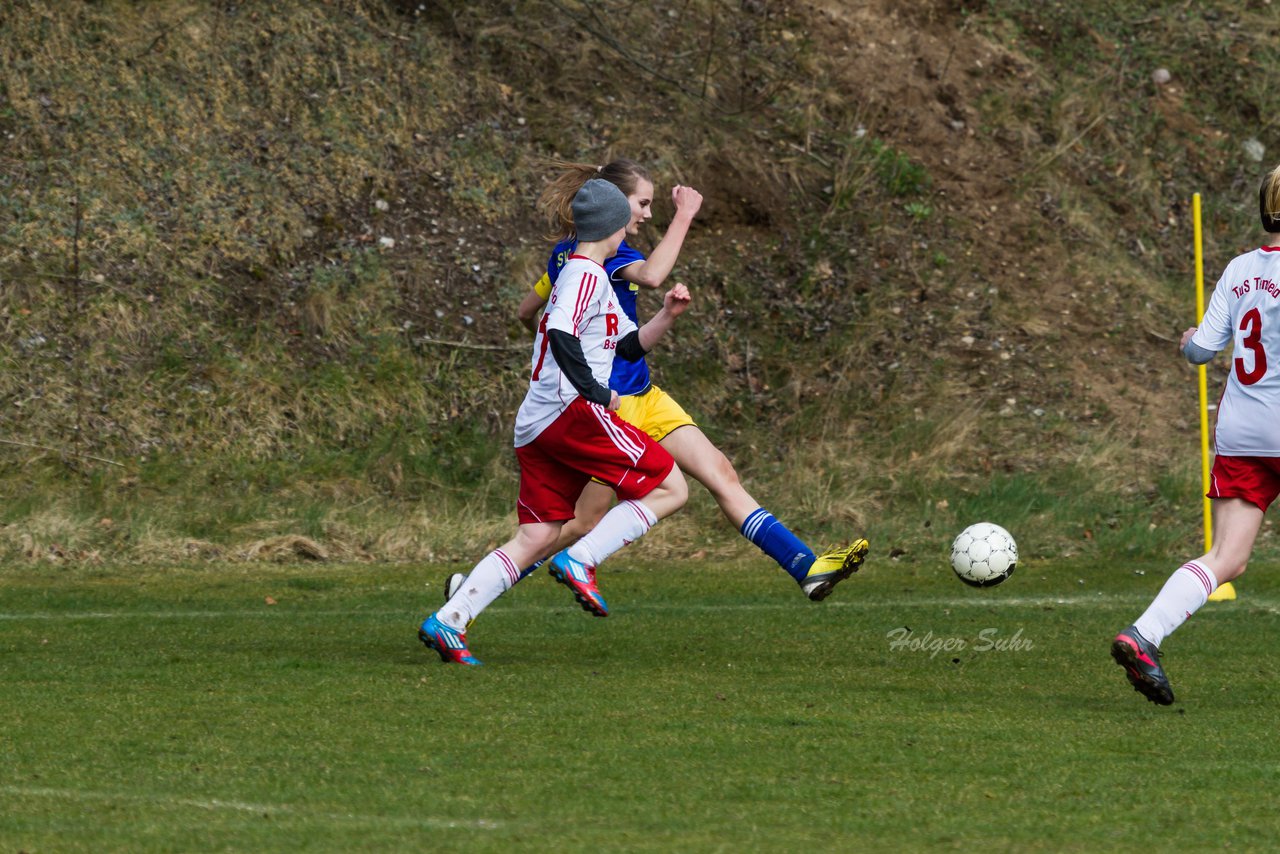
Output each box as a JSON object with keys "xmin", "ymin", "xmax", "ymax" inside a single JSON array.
[{"xmin": 1194, "ymin": 193, "xmax": 1236, "ymax": 601}]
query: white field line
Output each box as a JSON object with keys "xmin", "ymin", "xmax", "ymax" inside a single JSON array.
[
  {"xmin": 0, "ymin": 784, "xmax": 500, "ymax": 830},
  {"xmin": 0, "ymin": 593, "xmax": 1240, "ymax": 622}
]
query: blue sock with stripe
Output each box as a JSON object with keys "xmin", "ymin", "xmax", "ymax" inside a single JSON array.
[
  {"xmin": 516, "ymin": 558, "xmax": 545, "ymax": 582},
  {"xmin": 740, "ymin": 508, "xmax": 814, "ymax": 581}
]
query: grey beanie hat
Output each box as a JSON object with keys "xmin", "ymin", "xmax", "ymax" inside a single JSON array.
[{"xmin": 572, "ymin": 178, "xmax": 632, "ymax": 242}]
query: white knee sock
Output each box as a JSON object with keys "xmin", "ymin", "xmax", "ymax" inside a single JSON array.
[
  {"xmin": 1133, "ymin": 561, "xmax": 1218, "ymax": 647},
  {"xmin": 567, "ymin": 500, "xmax": 657, "ymax": 566},
  {"xmin": 438, "ymin": 548, "xmax": 520, "ymax": 632}
]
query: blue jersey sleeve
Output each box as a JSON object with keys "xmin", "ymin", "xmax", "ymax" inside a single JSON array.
[{"xmin": 605, "ymin": 240, "xmax": 645, "ymax": 284}]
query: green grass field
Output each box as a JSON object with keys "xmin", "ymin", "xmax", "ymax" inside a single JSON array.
[{"xmin": 3, "ymin": 554, "xmax": 1279, "ymax": 851}]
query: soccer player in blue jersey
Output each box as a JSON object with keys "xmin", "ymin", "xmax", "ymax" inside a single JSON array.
[{"xmin": 446, "ymin": 158, "xmax": 868, "ymax": 615}]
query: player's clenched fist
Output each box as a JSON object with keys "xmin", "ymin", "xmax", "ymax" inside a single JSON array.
[
  {"xmin": 664, "ymin": 282, "xmax": 691, "ymax": 316},
  {"xmin": 671, "ymin": 185, "xmax": 703, "ymax": 219}
]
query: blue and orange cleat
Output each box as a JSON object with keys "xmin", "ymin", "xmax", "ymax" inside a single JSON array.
[
  {"xmin": 418, "ymin": 613, "xmax": 482, "ymax": 666},
  {"xmin": 547, "ymin": 549, "xmax": 608, "ymax": 617},
  {"xmin": 1111, "ymin": 625, "xmax": 1173, "ymax": 705}
]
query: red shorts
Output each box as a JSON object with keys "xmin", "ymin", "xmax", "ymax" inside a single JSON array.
[
  {"xmin": 1208, "ymin": 455, "xmax": 1280, "ymax": 512},
  {"xmin": 515, "ymin": 397, "xmax": 676, "ymax": 524}
]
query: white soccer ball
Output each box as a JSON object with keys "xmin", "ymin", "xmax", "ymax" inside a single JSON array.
[{"xmin": 950, "ymin": 522, "xmax": 1018, "ymax": 588}]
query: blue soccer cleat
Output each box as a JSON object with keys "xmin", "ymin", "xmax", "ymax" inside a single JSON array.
[
  {"xmin": 418, "ymin": 613, "xmax": 482, "ymax": 666},
  {"xmin": 547, "ymin": 549, "xmax": 609, "ymax": 617}
]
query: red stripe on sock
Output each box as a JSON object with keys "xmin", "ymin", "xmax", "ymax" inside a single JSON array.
[
  {"xmin": 1182, "ymin": 561, "xmax": 1214, "ymax": 597},
  {"xmin": 494, "ymin": 549, "xmax": 519, "ymax": 585},
  {"xmin": 624, "ymin": 500, "xmax": 653, "ymax": 532}
]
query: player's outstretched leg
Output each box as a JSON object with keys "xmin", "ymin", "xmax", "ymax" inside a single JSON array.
[
  {"xmin": 1111, "ymin": 625, "xmax": 1174, "ymax": 705},
  {"xmin": 418, "ymin": 613, "xmax": 482, "ymax": 666},
  {"xmin": 801, "ymin": 539, "xmax": 870, "ymax": 601},
  {"xmin": 547, "ymin": 549, "xmax": 608, "ymax": 617}
]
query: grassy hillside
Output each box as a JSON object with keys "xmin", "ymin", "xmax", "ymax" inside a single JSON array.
[{"xmin": 2, "ymin": 0, "xmax": 1278, "ymax": 566}]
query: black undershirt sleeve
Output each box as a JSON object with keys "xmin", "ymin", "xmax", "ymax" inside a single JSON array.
[
  {"xmin": 547, "ymin": 329, "xmax": 612, "ymax": 407},
  {"xmin": 616, "ymin": 330, "xmax": 647, "ymax": 362}
]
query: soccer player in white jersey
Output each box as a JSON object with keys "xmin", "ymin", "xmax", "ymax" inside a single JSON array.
[
  {"xmin": 1112, "ymin": 163, "xmax": 1280, "ymax": 704},
  {"xmin": 443, "ymin": 159, "xmax": 868, "ymax": 616},
  {"xmin": 418, "ymin": 179, "xmax": 692, "ymax": 665}
]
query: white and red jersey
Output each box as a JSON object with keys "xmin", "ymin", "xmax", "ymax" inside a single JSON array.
[
  {"xmin": 514, "ymin": 254, "xmax": 637, "ymax": 448},
  {"xmin": 1193, "ymin": 245, "xmax": 1280, "ymax": 455}
]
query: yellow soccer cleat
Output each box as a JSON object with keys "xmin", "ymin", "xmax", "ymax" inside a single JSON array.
[{"xmin": 801, "ymin": 539, "xmax": 869, "ymax": 601}]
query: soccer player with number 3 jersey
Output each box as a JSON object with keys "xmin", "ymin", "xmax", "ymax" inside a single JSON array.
[
  {"xmin": 1113, "ymin": 163, "xmax": 1280, "ymax": 704},
  {"xmin": 418, "ymin": 179, "xmax": 692, "ymax": 665}
]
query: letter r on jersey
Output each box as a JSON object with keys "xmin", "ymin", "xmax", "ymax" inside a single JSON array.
[{"xmin": 605, "ymin": 313, "xmax": 619, "ymax": 336}]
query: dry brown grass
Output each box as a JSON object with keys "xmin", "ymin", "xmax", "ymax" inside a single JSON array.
[{"xmin": 1, "ymin": 0, "xmax": 1277, "ymax": 564}]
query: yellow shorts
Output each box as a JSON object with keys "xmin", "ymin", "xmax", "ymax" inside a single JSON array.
[{"xmin": 615, "ymin": 385, "xmax": 696, "ymax": 443}]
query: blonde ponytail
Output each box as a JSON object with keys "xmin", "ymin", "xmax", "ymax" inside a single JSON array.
[{"xmin": 537, "ymin": 158, "xmax": 653, "ymax": 240}]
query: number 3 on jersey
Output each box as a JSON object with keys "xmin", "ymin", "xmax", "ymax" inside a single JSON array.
[{"xmin": 1236, "ymin": 307, "xmax": 1268, "ymax": 385}]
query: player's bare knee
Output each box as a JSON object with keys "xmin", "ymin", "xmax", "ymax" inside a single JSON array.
[{"xmin": 665, "ymin": 468, "xmax": 689, "ymax": 508}]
